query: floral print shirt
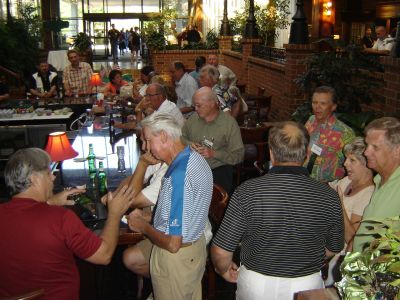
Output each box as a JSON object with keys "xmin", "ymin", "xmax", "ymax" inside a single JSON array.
[{"xmin": 305, "ymin": 114, "xmax": 355, "ymax": 182}]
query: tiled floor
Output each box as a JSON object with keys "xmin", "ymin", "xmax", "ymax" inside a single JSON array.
[{"xmin": 93, "ymin": 52, "xmax": 146, "ymax": 71}]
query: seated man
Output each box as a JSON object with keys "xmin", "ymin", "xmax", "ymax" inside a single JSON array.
[
  {"xmin": 207, "ymin": 53, "xmax": 236, "ymax": 85},
  {"xmin": 29, "ymin": 61, "xmax": 58, "ymax": 98},
  {"xmin": 63, "ymin": 49, "xmax": 93, "ymax": 96},
  {"xmin": 125, "ymin": 113, "xmax": 213, "ymax": 300},
  {"xmin": 170, "ymin": 61, "xmax": 198, "ymax": 118},
  {"xmin": 0, "ymin": 148, "xmax": 134, "ymax": 299},
  {"xmin": 182, "ymin": 87, "xmax": 244, "ymax": 194},
  {"xmin": 364, "ymin": 25, "xmax": 394, "ymax": 55},
  {"xmin": 199, "ymin": 65, "xmax": 240, "ymax": 117}
]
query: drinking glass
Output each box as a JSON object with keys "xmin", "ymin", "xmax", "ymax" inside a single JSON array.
[{"xmin": 117, "ymin": 146, "xmax": 126, "ymax": 173}]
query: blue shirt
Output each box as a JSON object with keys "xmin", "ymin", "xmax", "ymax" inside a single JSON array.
[{"xmin": 153, "ymin": 146, "xmax": 213, "ymax": 243}]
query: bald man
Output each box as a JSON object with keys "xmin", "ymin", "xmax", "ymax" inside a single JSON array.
[
  {"xmin": 182, "ymin": 87, "xmax": 244, "ymax": 194},
  {"xmin": 207, "ymin": 54, "xmax": 237, "ymax": 85},
  {"xmin": 364, "ymin": 26, "xmax": 394, "ymax": 55}
]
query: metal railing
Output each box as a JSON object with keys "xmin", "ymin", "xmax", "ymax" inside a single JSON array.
[{"xmin": 252, "ymin": 45, "xmax": 286, "ymax": 63}]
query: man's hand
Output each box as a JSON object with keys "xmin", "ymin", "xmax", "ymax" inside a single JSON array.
[
  {"xmin": 47, "ymin": 188, "xmax": 86, "ymax": 206},
  {"xmin": 193, "ymin": 145, "xmax": 215, "ymax": 158},
  {"xmin": 219, "ymin": 262, "xmax": 239, "ymax": 283},
  {"xmin": 106, "ymin": 185, "xmax": 134, "ymax": 218},
  {"xmin": 127, "ymin": 208, "xmax": 148, "ymax": 233},
  {"xmin": 140, "ymin": 151, "xmax": 160, "ymax": 166}
]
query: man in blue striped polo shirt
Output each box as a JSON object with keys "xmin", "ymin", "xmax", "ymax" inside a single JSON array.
[{"xmin": 127, "ymin": 112, "xmax": 213, "ymax": 300}]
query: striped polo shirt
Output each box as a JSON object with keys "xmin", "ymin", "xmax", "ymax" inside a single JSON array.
[
  {"xmin": 153, "ymin": 146, "xmax": 213, "ymax": 243},
  {"xmin": 213, "ymin": 166, "xmax": 344, "ymax": 278}
]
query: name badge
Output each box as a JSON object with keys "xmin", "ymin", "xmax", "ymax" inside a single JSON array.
[{"xmin": 311, "ymin": 144, "xmax": 323, "ymax": 156}]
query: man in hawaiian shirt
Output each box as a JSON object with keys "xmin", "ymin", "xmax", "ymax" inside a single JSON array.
[{"xmin": 305, "ymin": 86, "xmax": 355, "ymax": 182}]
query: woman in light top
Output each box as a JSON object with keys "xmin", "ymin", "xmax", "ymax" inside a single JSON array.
[
  {"xmin": 103, "ymin": 69, "xmax": 128, "ymax": 97},
  {"xmin": 329, "ymin": 137, "xmax": 374, "ymax": 250},
  {"xmin": 325, "ymin": 137, "xmax": 375, "ymax": 285}
]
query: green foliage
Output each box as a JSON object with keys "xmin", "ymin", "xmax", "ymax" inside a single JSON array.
[
  {"xmin": 72, "ymin": 32, "xmax": 93, "ymax": 52},
  {"xmin": 337, "ymin": 216, "xmax": 400, "ymax": 300},
  {"xmin": 295, "ymin": 39, "xmax": 384, "ymax": 113},
  {"xmin": 141, "ymin": 0, "xmax": 177, "ymax": 50},
  {"xmin": 0, "ymin": 3, "xmax": 41, "ymax": 77},
  {"xmin": 230, "ymin": 0, "xmax": 290, "ymax": 46}
]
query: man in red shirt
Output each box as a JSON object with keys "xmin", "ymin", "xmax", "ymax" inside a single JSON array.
[{"xmin": 0, "ymin": 148, "xmax": 133, "ymax": 299}]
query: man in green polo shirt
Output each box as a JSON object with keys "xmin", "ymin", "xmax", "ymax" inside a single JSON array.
[{"xmin": 353, "ymin": 117, "xmax": 400, "ymax": 252}]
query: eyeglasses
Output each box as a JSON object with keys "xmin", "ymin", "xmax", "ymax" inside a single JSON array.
[{"xmin": 145, "ymin": 93, "xmax": 160, "ymax": 97}]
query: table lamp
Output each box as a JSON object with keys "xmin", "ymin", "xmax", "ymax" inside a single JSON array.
[
  {"xmin": 45, "ymin": 132, "xmax": 78, "ymax": 162},
  {"xmin": 90, "ymin": 73, "xmax": 102, "ymax": 94}
]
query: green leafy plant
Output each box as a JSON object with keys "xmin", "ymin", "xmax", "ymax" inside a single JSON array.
[
  {"xmin": 337, "ymin": 216, "xmax": 400, "ymax": 300},
  {"xmin": 230, "ymin": 0, "xmax": 290, "ymax": 46},
  {"xmin": 295, "ymin": 39, "xmax": 384, "ymax": 113},
  {"xmin": 72, "ymin": 32, "xmax": 93, "ymax": 52}
]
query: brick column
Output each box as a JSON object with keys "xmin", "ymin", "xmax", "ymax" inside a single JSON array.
[
  {"xmin": 381, "ymin": 56, "xmax": 400, "ymax": 115},
  {"xmin": 218, "ymin": 36, "xmax": 233, "ymax": 52},
  {"xmin": 240, "ymin": 38, "xmax": 262, "ymax": 93},
  {"xmin": 273, "ymin": 43, "xmax": 316, "ymax": 120}
]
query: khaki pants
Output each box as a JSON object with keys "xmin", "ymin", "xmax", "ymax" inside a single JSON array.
[{"xmin": 150, "ymin": 235, "xmax": 206, "ymax": 300}]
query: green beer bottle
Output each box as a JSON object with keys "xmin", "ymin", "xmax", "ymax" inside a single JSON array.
[
  {"xmin": 98, "ymin": 161, "xmax": 107, "ymax": 196},
  {"xmin": 87, "ymin": 143, "xmax": 96, "ymax": 179}
]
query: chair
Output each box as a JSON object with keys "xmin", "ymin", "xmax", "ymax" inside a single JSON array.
[
  {"xmin": 236, "ymin": 126, "xmax": 270, "ymax": 185},
  {"xmin": 203, "ymin": 184, "xmax": 229, "ymax": 300},
  {"xmin": 1, "ymin": 288, "xmax": 44, "ymax": 300}
]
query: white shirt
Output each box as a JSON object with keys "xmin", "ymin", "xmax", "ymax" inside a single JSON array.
[
  {"xmin": 175, "ymin": 73, "xmax": 198, "ymax": 117},
  {"xmin": 157, "ymin": 99, "xmax": 186, "ymax": 127},
  {"xmin": 142, "ymin": 163, "xmax": 168, "ymax": 205},
  {"xmin": 372, "ymin": 36, "xmax": 394, "ymax": 52}
]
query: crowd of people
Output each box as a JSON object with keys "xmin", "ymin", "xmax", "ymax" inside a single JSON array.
[{"xmin": 0, "ymin": 37, "xmax": 400, "ymax": 300}]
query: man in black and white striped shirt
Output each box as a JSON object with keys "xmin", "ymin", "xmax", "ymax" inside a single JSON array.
[{"xmin": 211, "ymin": 121, "xmax": 344, "ymax": 300}]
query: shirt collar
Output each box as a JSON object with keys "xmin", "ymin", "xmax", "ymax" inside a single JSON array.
[{"xmin": 269, "ymin": 165, "xmax": 309, "ymax": 176}]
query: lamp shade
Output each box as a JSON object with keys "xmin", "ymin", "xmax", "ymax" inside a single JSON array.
[
  {"xmin": 45, "ymin": 132, "xmax": 78, "ymax": 162},
  {"xmin": 90, "ymin": 73, "xmax": 103, "ymax": 87}
]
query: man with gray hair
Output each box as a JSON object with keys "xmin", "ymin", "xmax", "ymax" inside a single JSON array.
[
  {"xmin": 353, "ymin": 117, "xmax": 400, "ymax": 251},
  {"xmin": 182, "ymin": 86, "xmax": 244, "ymax": 194},
  {"xmin": 0, "ymin": 148, "xmax": 133, "ymax": 299},
  {"xmin": 211, "ymin": 121, "xmax": 344, "ymax": 300},
  {"xmin": 126, "ymin": 112, "xmax": 213, "ymax": 300},
  {"xmin": 199, "ymin": 65, "xmax": 240, "ymax": 116}
]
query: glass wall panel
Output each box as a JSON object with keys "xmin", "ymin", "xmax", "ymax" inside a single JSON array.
[
  {"xmin": 125, "ymin": 0, "xmax": 142, "ymax": 13},
  {"xmin": 89, "ymin": 0, "xmax": 104, "ymax": 13},
  {"xmin": 106, "ymin": 0, "xmax": 123, "ymax": 13},
  {"xmin": 143, "ymin": 0, "xmax": 159, "ymax": 13}
]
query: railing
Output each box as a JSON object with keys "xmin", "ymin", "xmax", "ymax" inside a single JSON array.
[{"xmin": 252, "ymin": 45, "xmax": 286, "ymax": 63}]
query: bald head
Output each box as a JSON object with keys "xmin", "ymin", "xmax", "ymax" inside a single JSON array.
[
  {"xmin": 193, "ymin": 87, "xmax": 219, "ymax": 122},
  {"xmin": 268, "ymin": 121, "xmax": 310, "ymax": 164}
]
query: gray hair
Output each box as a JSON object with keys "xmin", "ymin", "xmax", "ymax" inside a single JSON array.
[
  {"xmin": 141, "ymin": 112, "xmax": 182, "ymax": 141},
  {"xmin": 4, "ymin": 148, "xmax": 50, "ymax": 195},
  {"xmin": 268, "ymin": 121, "xmax": 310, "ymax": 163},
  {"xmin": 147, "ymin": 82, "xmax": 167, "ymax": 98},
  {"xmin": 313, "ymin": 86, "xmax": 337, "ymax": 104},
  {"xmin": 200, "ymin": 65, "xmax": 220, "ymax": 84},
  {"xmin": 343, "ymin": 137, "xmax": 367, "ymax": 165},
  {"xmin": 365, "ymin": 117, "xmax": 400, "ymax": 147}
]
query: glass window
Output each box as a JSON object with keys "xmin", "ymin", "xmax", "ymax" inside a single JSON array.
[
  {"xmin": 89, "ymin": 0, "xmax": 105, "ymax": 13},
  {"xmin": 143, "ymin": 0, "xmax": 159, "ymax": 13},
  {"xmin": 125, "ymin": 0, "xmax": 142, "ymax": 13}
]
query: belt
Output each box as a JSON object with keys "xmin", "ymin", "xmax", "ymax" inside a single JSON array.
[{"xmin": 181, "ymin": 239, "xmax": 199, "ymax": 248}]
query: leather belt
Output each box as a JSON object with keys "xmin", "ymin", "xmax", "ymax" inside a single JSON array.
[{"xmin": 181, "ymin": 239, "xmax": 199, "ymax": 248}]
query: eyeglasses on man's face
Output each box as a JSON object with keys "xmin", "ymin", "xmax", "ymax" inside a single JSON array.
[{"xmin": 145, "ymin": 93, "xmax": 160, "ymax": 98}]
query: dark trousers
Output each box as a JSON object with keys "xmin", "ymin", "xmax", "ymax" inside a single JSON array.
[{"xmin": 212, "ymin": 165, "xmax": 233, "ymax": 195}]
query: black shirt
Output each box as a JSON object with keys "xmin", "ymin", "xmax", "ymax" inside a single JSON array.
[
  {"xmin": 0, "ymin": 82, "xmax": 9, "ymax": 96},
  {"xmin": 30, "ymin": 72, "xmax": 58, "ymax": 92},
  {"xmin": 213, "ymin": 165, "xmax": 344, "ymax": 278}
]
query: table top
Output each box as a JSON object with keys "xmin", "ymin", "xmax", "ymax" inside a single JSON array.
[
  {"xmin": 61, "ymin": 116, "xmax": 141, "ymax": 190},
  {"xmin": 0, "ymin": 112, "xmax": 73, "ymax": 122}
]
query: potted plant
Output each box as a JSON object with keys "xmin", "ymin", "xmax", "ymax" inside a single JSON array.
[
  {"xmin": 337, "ymin": 216, "xmax": 400, "ymax": 300},
  {"xmin": 72, "ymin": 32, "xmax": 93, "ymax": 66}
]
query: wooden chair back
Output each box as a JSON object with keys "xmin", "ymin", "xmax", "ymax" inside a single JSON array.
[{"xmin": 209, "ymin": 184, "xmax": 229, "ymax": 227}]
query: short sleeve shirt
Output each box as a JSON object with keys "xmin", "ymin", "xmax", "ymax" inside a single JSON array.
[{"xmin": 153, "ymin": 147, "xmax": 213, "ymax": 243}]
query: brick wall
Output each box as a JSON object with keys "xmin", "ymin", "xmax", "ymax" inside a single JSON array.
[
  {"xmin": 150, "ymin": 49, "xmax": 218, "ymax": 84},
  {"xmin": 150, "ymin": 40, "xmax": 400, "ymax": 121}
]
